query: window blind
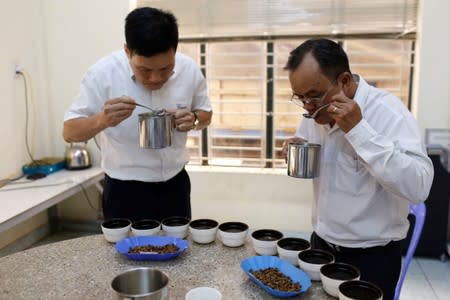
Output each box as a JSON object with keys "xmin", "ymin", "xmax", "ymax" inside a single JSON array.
[{"xmin": 137, "ymin": 0, "xmax": 418, "ymax": 39}]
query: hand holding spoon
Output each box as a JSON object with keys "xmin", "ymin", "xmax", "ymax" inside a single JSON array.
[{"xmin": 303, "ymin": 103, "xmax": 331, "ymax": 119}]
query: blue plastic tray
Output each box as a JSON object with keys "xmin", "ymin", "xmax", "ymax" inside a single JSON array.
[
  {"xmin": 116, "ymin": 236, "xmax": 189, "ymax": 261},
  {"xmin": 241, "ymin": 255, "xmax": 311, "ymax": 298},
  {"xmin": 22, "ymin": 158, "xmax": 66, "ymax": 175}
]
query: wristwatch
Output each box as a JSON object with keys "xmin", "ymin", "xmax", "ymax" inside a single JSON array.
[{"xmin": 192, "ymin": 111, "xmax": 200, "ymax": 129}]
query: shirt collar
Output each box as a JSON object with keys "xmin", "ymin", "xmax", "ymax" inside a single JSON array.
[{"xmin": 352, "ymin": 74, "xmax": 369, "ymax": 115}]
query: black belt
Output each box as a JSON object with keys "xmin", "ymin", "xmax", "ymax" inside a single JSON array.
[
  {"xmin": 106, "ymin": 168, "xmax": 186, "ymax": 185},
  {"xmin": 324, "ymin": 241, "xmax": 392, "ymax": 254},
  {"xmin": 314, "ymin": 232, "xmax": 398, "ymax": 254}
]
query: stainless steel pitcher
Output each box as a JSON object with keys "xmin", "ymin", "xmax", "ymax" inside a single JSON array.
[
  {"xmin": 287, "ymin": 142, "xmax": 321, "ymax": 178},
  {"xmin": 138, "ymin": 111, "xmax": 173, "ymax": 149}
]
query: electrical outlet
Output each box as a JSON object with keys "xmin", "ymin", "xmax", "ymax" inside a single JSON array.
[{"xmin": 13, "ymin": 64, "xmax": 23, "ymax": 77}]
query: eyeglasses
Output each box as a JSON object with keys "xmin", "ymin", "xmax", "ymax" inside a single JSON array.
[{"xmin": 290, "ymin": 80, "xmax": 336, "ymax": 108}]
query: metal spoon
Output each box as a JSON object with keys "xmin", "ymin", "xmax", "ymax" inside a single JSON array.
[
  {"xmin": 135, "ymin": 103, "xmax": 166, "ymax": 115},
  {"xmin": 303, "ymin": 103, "xmax": 331, "ymax": 119},
  {"xmin": 120, "ymin": 95, "xmax": 161, "ymax": 114},
  {"xmin": 134, "ymin": 102, "xmax": 156, "ymax": 112}
]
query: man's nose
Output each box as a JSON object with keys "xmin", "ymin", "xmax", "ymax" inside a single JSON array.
[
  {"xmin": 303, "ymin": 102, "xmax": 315, "ymax": 110},
  {"xmin": 147, "ymin": 71, "xmax": 163, "ymax": 82}
]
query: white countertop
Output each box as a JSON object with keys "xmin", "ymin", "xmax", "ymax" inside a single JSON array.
[{"xmin": 0, "ymin": 166, "xmax": 104, "ymax": 233}]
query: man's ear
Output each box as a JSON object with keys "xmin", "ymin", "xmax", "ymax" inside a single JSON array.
[
  {"xmin": 338, "ymin": 72, "xmax": 352, "ymax": 88},
  {"xmin": 124, "ymin": 44, "xmax": 131, "ymax": 58}
]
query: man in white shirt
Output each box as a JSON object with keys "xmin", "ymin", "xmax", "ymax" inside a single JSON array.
[
  {"xmin": 282, "ymin": 39, "xmax": 433, "ymax": 299},
  {"xmin": 63, "ymin": 7, "xmax": 212, "ymax": 222}
]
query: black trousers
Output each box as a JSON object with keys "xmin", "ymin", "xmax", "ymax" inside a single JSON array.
[
  {"xmin": 311, "ymin": 232, "xmax": 401, "ymax": 300},
  {"xmin": 102, "ymin": 168, "xmax": 191, "ymax": 222}
]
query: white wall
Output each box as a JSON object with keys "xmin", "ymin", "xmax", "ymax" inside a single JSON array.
[
  {"xmin": 413, "ymin": 0, "xmax": 450, "ymax": 132},
  {"xmin": 0, "ymin": 0, "xmax": 130, "ymax": 249},
  {"xmin": 188, "ymin": 167, "xmax": 314, "ymax": 231},
  {"xmin": 0, "ymin": 0, "xmax": 53, "ymax": 249},
  {"xmin": 0, "ymin": 0, "xmax": 130, "ymax": 178},
  {"xmin": 41, "ymin": 0, "xmax": 130, "ymax": 160},
  {"xmin": 0, "ymin": 0, "xmax": 49, "ymax": 179}
]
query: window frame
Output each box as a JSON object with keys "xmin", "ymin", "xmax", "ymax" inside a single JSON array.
[{"xmin": 182, "ymin": 36, "xmax": 415, "ymax": 168}]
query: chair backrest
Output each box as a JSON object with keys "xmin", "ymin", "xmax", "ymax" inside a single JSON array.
[{"xmin": 394, "ymin": 202, "xmax": 426, "ymax": 300}]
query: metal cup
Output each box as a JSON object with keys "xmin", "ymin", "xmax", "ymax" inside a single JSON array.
[
  {"xmin": 287, "ymin": 142, "xmax": 321, "ymax": 178},
  {"xmin": 111, "ymin": 268, "xmax": 169, "ymax": 300},
  {"xmin": 138, "ymin": 111, "xmax": 173, "ymax": 149}
]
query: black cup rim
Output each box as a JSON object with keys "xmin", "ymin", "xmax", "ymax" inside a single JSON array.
[
  {"xmin": 320, "ymin": 262, "xmax": 361, "ymax": 280},
  {"xmin": 251, "ymin": 229, "xmax": 284, "ymax": 240},
  {"xmin": 277, "ymin": 237, "xmax": 310, "ymax": 250},
  {"xmin": 189, "ymin": 219, "xmax": 219, "ymax": 229},
  {"xmin": 298, "ymin": 248, "xmax": 335, "ymax": 264},
  {"xmin": 218, "ymin": 221, "xmax": 249, "ymax": 232},
  {"xmin": 161, "ymin": 216, "xmax": 191, "ymax": 227},
  {"xmin": 338, "ymin": 280, "xmax": 383, "ymax": 299},
  {"xmin": 102, "ymin": 218, "xmax": 131, "ymax": 229},
  {"xmin": 132, "ymin": 219, "xmax": 161, "ymax": 230}
]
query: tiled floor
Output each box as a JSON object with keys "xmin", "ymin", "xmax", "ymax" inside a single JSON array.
[
  {"xmin": 31, "ymin": 231, "xmax": 450, "ymax": 300},
  {"xmin": 401, "ymin": 256, "xmax": 450, "ymax": 300}
]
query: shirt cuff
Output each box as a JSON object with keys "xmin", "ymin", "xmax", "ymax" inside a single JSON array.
[{"xmin": 345, "ymin": 119, "xmax": 377, "ymax": 149}]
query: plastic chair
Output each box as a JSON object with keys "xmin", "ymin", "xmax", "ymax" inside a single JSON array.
[{"xmin": 394, "ymin": 203, "xmax": 426, "ymax": 300}]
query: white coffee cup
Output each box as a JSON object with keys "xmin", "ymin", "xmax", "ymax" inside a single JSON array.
[{"xmin": 185, "ymin": 287, "xmax": 222, "ymax": 300}]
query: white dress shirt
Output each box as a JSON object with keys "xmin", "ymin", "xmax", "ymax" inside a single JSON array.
[
  {"xmin": 296, "ymin": 75, "xmax": 434, "ymax": 248},
  {"xmin": 64, "ymin": 50, "xmax": 211, "ymax": 182}
]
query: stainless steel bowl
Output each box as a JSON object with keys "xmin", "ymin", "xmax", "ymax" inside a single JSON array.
[{"xmin": 111, "ymin": 267, "xmax": 169, "ymax": 300}]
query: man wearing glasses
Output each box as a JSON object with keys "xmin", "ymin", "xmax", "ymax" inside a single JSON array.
[{"xmin": 282, "ymin": 38, "xmax": 433, "ymax": 299}]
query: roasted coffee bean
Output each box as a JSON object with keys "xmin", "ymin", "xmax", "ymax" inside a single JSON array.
[
  {"xmin": 128, "ymin": 243, "xmax": 179, "ymax": 254},
  {"xmin": 250, "ymin": 268, "xmax": 301, "ymax": 292}
]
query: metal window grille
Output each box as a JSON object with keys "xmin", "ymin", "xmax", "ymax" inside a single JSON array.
[
  {"xmin": 180, "ymin": 38, "xmax": 414, "ymax": 168},
  {"xmin": 137, "ymin": 0, "xmax": 417, "ymax": 168}
]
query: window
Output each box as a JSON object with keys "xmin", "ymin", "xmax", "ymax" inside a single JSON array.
[
  {"xmin": 180, "ymin": 38, "xmax": 414, "ymax": 167},
  {"xmin": 137, "ymin": 0, "xmax": 418, "ymax": 168},
  {"xmin": 177, "ymin": 43, "xmax": 203, "ymax": 163},
  {"xmin": 206, "ymin": 42, "xmax": 266, "ymax": 167},
  {"xmin": 344, "ymin": 40, "xmax": 414, "ymax": 106}
]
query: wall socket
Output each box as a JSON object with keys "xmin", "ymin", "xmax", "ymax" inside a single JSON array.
[{"xmin": 13, "ymin": 64, "xmax": 23, "ymax": 77}]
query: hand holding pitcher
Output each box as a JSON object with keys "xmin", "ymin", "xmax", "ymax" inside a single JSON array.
[{"xmin": 167, "ymin": 107, "xmax": 197, "ymax": 132}]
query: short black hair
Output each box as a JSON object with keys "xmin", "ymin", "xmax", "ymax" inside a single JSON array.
[
  {"xmin": 125, "ymin": 7, "xmax": 179, "ymax": 56},
  {"xmin": 284, "ymin": 39, "xmax": 351, "ymax": 81}
]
